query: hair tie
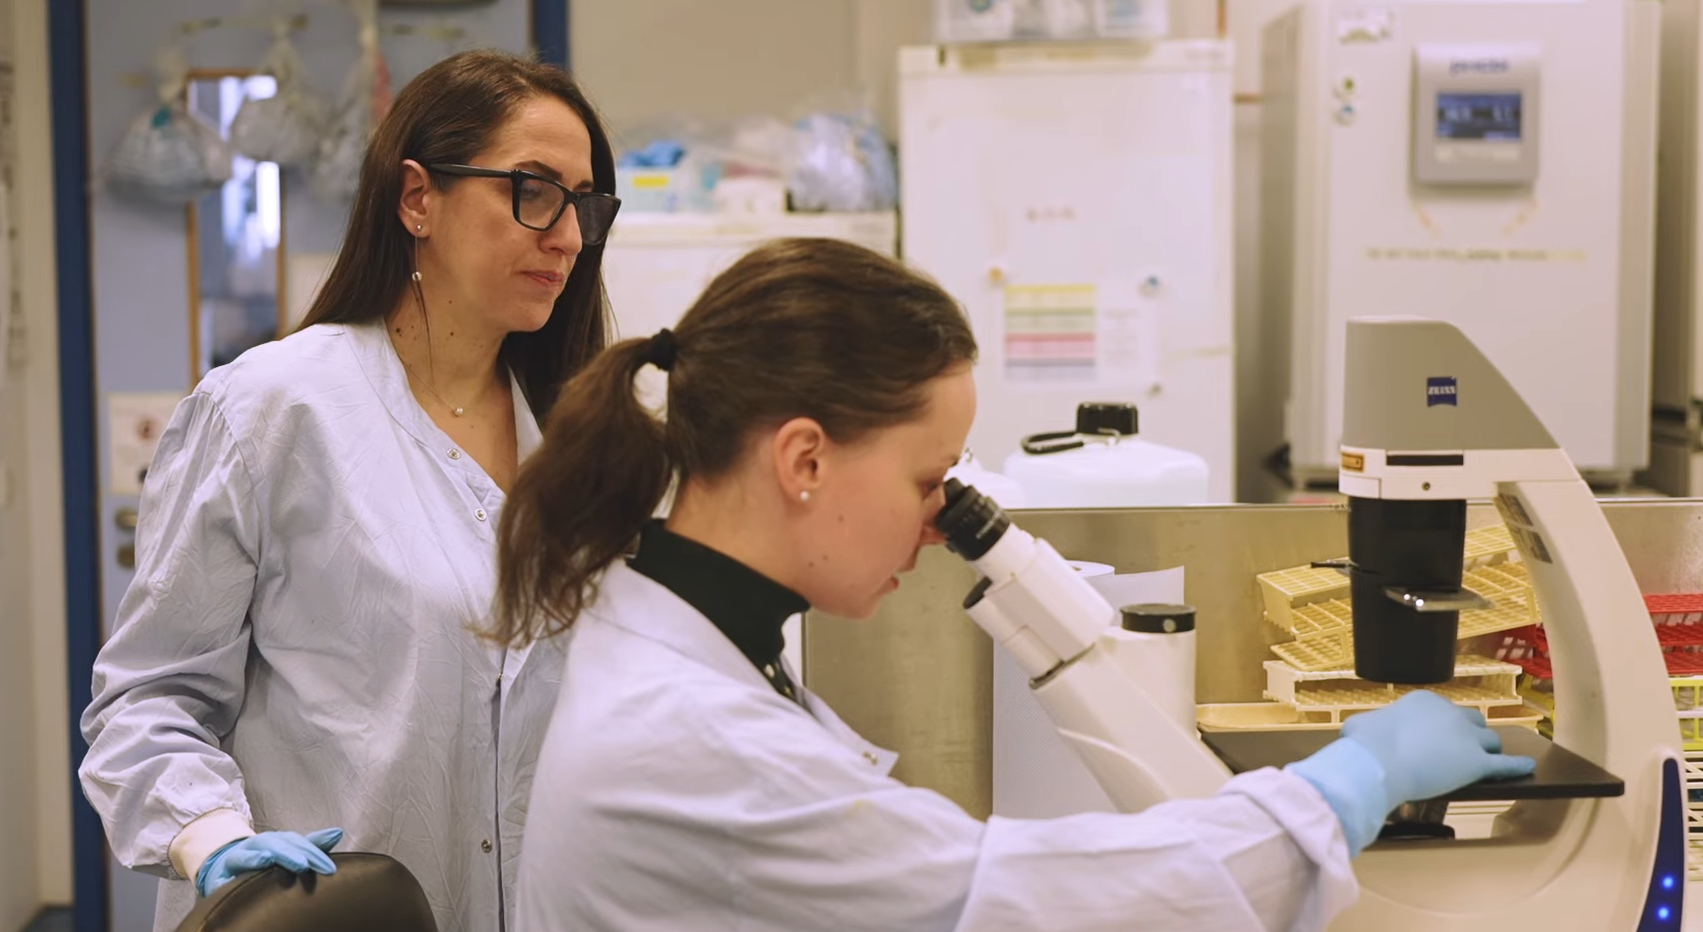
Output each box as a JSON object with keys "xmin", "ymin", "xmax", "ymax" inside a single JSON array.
[{"xmin": 641, "ymin": 328, "xmax": 677, "ymax": 372}]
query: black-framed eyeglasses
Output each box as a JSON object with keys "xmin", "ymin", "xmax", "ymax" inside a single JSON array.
[{"xmin": 426, "ymin": 164, "xmax": 621, "ymax": 246}]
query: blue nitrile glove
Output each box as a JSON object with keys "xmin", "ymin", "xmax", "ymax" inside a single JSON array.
[
  {"xmin": 1287, "ymin": 691, "xmax": 1535, "ymax": 856},
  {"xmin": 195, "ymin": 828, "xmax": 343, "ymax": 897}
]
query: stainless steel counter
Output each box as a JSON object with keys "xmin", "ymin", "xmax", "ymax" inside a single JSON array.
[{"xmin": 803, "ymin": 497, "xmax": 1703, "ymax": 818}]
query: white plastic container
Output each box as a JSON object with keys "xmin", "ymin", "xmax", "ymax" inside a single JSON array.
[
  {"xmin": 1001, "ymin": 403, "xmax": 1210, "ymax": 508},
  {"xmin": 711, "ymin": 176, "xmax": 788, "ymax": 216},
  {"xmin": 1106, "ymin": 604, "xmax": 1197, "ymax": 734}
]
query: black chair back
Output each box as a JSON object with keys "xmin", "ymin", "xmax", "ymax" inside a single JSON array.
[{"xmin": 174, "ymin": 853, "xmax": 438, "ymax": 932}]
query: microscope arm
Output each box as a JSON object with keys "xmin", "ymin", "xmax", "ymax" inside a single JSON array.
[
  {"xmin": 961, "ymin": 529, "xmax": 1233, "ymax": 813},
  {"xmin": 1026, "ymin": 638, "xmax": 1235, "ymax": 811}
]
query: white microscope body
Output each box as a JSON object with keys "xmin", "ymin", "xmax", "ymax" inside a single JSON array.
[
  {"xmin": 937, "ymin": 318, "xmax": 1685, "ymax": 929},
  {"xmin": 935, "ymin": 500, "xmax": 1233, "ymax": 811}
]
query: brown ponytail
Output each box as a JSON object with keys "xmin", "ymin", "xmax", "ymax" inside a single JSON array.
[
  {"xmin": 492, "ymin": 337, "xmax": 672, "ymax": 646},
  {"xmin": 492, "ymin": 237, "xmax": 978, "ymax": 646}
]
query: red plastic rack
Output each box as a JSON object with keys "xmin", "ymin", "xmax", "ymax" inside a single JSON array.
[
  {"xmin": 1495, "ymin": 594, "xmax": 1703, "ymax": 680},
  {"xmin": 1645, "ymin": 594, "xmax": 1703, "ymax": 618}
]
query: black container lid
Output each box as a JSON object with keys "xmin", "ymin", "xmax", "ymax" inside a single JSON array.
[
  {"xmin": 1122, "ymin": 603, "xmax": 1195, "ymax": 634},
  {"xmin": 1076, "ymin": 402, "xmax": 1138, "ymax": 437}
]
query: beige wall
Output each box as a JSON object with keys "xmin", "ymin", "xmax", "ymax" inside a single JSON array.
[
  {"xmin": 2, "ymin": 0, "xmax": 72, "ymax": 916},
  {"xmin": 1227, "ymin": 0, "xmax": 1296, "ymax": 96},
  {"xmin": 850, "ymin": 0, "xmax": 935, "ymax": 138},
  {"xmin": 22, "ymin": 0, "xmax": 72, "ymax": 899},
  {"xmin": 0, "ymin": 98, "xmax": 40, "ymax": 919},
  {"xmin": 0, "ymin": 0, "xmax": 37, "ymax": 906},
  {"xmin": 571, "ymin": 0, "xmax": 1224, "ymax": 142},
  {"xmin": 570, "ymin": 0, "xmax": 863, "ymax": 142}
]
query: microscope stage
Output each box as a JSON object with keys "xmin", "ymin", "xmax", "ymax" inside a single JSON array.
[{"xmin": 1200, "ymin": 726, "xmax": 1625, "ymax": 801}]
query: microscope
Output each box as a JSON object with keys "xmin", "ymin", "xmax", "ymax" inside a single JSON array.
[{"xmin": 936, "ymin": 318, "xmax": 1685, "ymax": 929}]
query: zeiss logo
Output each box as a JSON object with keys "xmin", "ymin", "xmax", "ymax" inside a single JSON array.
[
  {"xmin": 1427, "ymin": 377, "xmax": 1458, "ymax": 407},
  {"xmin": 1450, "ymin": 59, "xmax": 1510, "ymax": 75}
]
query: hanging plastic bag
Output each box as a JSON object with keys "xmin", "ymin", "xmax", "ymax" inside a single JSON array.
[
  {"xmin": 309, "ymin": 0, "xmax": 387, "ymax": 203},
  {"xmin": 230, "ymin": 19, "xmax": 329, "ymax": 169},
  {"xmin": 102, "ymin": 46, "xmax": 233, "ymax": 207},
  {"xmin": 695, "ymin": 116, "xmax": 799, "ymax": 214},
  {"xmin": 787, "ymin": 101, "xmax": 897, "ymax": 213}
]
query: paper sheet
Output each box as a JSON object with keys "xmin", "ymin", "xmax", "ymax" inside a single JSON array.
[
  {"xmin": 993, "ymin": 565, "xmax": 1187, "ymax": 819},
  {"xmin": 1002, "ymin": 283, "xmax": 1097, "ymax": 383},
  {"xmin": 1000, "ymin": 278, "xmax": 1160, "ymax": 393},
  {"xmin": 1087, "ymin": 566, "xmax": 1185, "ymax": 613}
]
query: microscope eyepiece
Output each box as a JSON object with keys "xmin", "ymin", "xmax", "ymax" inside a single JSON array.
[{"xmin": 937, "ymin": 478, "xmax": 1010, "ymax": 561}]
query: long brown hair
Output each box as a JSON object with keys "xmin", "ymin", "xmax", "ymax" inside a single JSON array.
[
  {"xmin": 296, "ymin": 49, "xmax": 616, "ymax": 420},
  {"xmin": 492, "ymin": 238, "xmax": 979, "ymax": 646}
]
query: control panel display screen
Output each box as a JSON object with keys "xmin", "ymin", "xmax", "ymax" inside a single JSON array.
[{"xmin": 1435, "ymin": 92, "xmax": 1522, "ymax": 141}]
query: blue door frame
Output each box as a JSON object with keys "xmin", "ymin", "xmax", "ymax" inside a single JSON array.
[
  {"xmin": 47, "ymin": 0, "xmax": 102, "ymax": 926},
  {"xmin": 53, "ymin": 4, "xmax": 570, "ymax": 929},
  {"xmin": 534, "ymin": 0, "xmax": 570, "ymax": 70}
]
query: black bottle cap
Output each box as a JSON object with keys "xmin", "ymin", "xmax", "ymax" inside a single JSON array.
[{"xmin": 1076, "ymin": 402, "xmax": 1138, "ymax": 437}]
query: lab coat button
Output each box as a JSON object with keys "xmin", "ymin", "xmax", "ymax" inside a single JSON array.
[
  {"xmin": 862, "ymin": 751, "xmax": 878, "ymax": 766},
  {"xmin": 448, "ymin": 449, "xmax": 462, "ymax": 460},
  {"xmin": 475, "ymin": 509, "xmax": 488, "ymax": 522},
  {"xmin": 481, "ymin": 839, "xmax": 493, "ymax": 854}
]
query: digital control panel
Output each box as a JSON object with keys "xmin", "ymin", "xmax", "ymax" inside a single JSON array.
[{"xmin": 1413, "ymin": 43, "xmax": 1541, "ymax": 186}]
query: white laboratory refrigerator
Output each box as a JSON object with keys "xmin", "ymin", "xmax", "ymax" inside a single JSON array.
[
  {"xmin": 899, "ymin": 40, "xmax": 1236, "ymax": 503},
  {"xmin": 1261, "ymin": 0, "xmax": 1660, "ymax": 489},
  {"xmin": 600, "ymin": 212, "xmax": 898, "ymax": 340},
  {"xmin": 598, "ymin": 210, "xmax": 898, "ymax": 678}
]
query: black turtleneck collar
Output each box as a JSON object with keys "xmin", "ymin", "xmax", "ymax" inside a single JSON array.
[{"xmin": 627, "ymin": 521, "xmax": 809, "ymax": 697}]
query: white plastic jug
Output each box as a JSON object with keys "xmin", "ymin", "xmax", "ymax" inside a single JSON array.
[{"xmin": 1001, "ymin": 403, "xmax": 1210, "ymax": 508}]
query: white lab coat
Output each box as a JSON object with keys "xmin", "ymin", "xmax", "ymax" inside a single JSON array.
[
  {"xmin": 516, "ymin": 563, "xmax": 1361, "ymax": 932},
  {"xmin": 80, "ymin": 320, "xmax": 562, "ymax": 932}
]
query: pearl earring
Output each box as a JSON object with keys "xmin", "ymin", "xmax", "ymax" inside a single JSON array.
[
  {"xmin": 799, "ymin": 490, "xmax": 811, "ymax": 503},
  {"xmin": 412, "ymin": 225, "xmax": 423, "ymax": 282}
]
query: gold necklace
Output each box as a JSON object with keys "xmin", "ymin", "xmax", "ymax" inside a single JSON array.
[{"xmin": 401, "ymin": 357, "xmax": 467, "ymax": 417}]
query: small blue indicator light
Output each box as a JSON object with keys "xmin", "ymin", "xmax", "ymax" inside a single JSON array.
[
  {"xmin": 1659, "ymin": 906, "xmax": 1672, "ymax": 921},
  {"xmin": 1664, "ymin": 876, "xmax": 1677, "ymax": 891}
]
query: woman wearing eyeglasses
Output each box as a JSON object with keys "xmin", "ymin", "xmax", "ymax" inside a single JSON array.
[{"xmin": 77, "ymin": 49, "xmax": 621, "ymax": 932}]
